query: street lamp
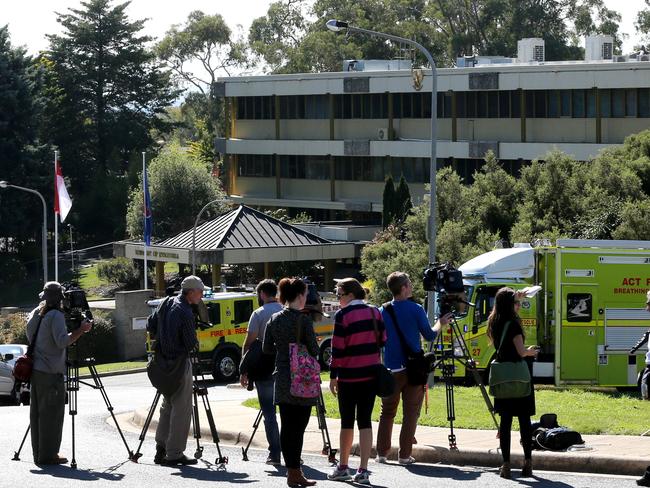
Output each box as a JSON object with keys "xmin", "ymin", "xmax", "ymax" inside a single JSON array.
[
  {"xmin": 0, "ymin": 180, "xmax": 48, "ymax": 283},
  {"xmin": 192, "ymin": 198, "xmax": 230, "ymax": 275},
  {"xmin": 326, "ymin": 19, "xmax": 438, "ymax": 319}
]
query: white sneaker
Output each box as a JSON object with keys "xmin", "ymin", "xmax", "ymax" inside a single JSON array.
[
  {"xmin": 353, "ymin": 470, "xmax": 371, "ymax": 485},
  {"xmin": 375, "ymin": 456, "xmax": 387, "ymax": 464},
  {"xmin": 398, "ymin": 456, "xmax": 416, "ymax": 465},
  {"xmin": 327, "ymin": 466, "xmax": 352, "ymax": 481}
]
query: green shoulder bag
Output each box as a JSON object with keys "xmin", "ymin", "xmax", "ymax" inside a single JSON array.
[{"xmin": 488, "ymin": 321, "xmax": 531, "ymax": 399}]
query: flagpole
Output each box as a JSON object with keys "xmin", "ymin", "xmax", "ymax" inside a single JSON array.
[
  {"xmin": 143, "ymin": 152, "xmax": 148, "ymax": 290},
  {"xmin": 54, "ymin": 150, "xmax": 59, "ymax": 282}
]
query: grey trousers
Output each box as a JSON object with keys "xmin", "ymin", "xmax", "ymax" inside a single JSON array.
[
  {"xmin": 30, "ymin": 370, "xmax": 65, "ymax": 463},
  {"xmin": 155, "ymin": 358, "xmax": 193, "ymax": 459}
]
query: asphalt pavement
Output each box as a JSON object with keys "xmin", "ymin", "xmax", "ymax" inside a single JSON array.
[{"xmin": 0, "ymin": 372, "xmax": 643, "ymax": 487}]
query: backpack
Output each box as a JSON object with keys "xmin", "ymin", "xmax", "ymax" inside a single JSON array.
[
  {"xmin": 147, "ymin": 296, "xmax": 173, "ymax": 340},
  {"xmin": 533, "ymin": 427, "xmax": 584, "ymax": 451}
]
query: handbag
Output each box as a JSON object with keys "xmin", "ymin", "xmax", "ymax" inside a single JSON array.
[
  {"xmin": 240, "ymin": 338, "xmax": 274, "ymax": 381},
  {"xmin": 13, "ymin": 313, "xmax": 45, "ymax": 383},
  {"xmin": 488, "ymin": 321, "xmax": 531, "ymax": 399},
  {"xmin": 384, "ymin": 303, "xmax": 431, "ymax": 385},
  {"xmin": 147, "ymin": 344, "xmax": 187, "ymax": 397},
  {"xmin": 289, "ymin": 314, "xmax": 321, "ymax": 399},
  {"xmin": 371, "ymin": 308, "xmax": 395, "ymax": 398}
]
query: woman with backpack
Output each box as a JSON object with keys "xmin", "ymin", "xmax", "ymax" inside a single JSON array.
[
  {"xmin": 487, "ymin": 287, "xmax": 539, "ymax": 479},
  {"xmin": 263, "ymin": 277, "xmax": 320, "ymax": 487},
  {"xmin": 328, "ymin": 278, "xmax": 386, "ymax": 485}
]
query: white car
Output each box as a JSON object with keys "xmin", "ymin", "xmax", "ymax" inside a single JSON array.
[{"xmin": 0, "ymin": 344, "xmax": 29, "ymax": 405}]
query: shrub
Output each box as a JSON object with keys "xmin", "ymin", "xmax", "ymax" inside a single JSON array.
[
  {"xmin": 75, "ymin": 310, "xmax": 118, "ymax": 364},
  {"xmin": 0, "ymin": 313, "xmax": 29, "ymax": 344},
  {"xmin": 0, "ymin": 256, "xmax": 27, "ymax": 287},
  {"xmin": 97, "ymin": 258, "xmax": 141, "ymax": 288}
]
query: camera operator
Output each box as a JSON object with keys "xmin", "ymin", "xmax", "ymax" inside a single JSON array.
[
  {"xmin": 376, "ymin": 272, "xmax": 452, "ymax": 465},
  {"xmin": 240, "ymin": 279, "xmax": 282, "ymax": 465},
  {"xmin": 27, "ymin": 281, "xmax": 92, "ymax": 465},
  {"xmin": 153, "ymin": 275, "xmax": 203, "ymax": 466}
]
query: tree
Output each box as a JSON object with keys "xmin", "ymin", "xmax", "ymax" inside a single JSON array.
[
  {"xmin": 0, "ymin": 26, "xmax": 51, "ymax": 281},
  {"xmin": 125, "ymin": 143, "xmax": 227, "ymax": 241},
  {"xmin": 382, "ymin": 175, "xmax": 396, "ymax": 228},
  {"xmin": 395, "ymin": 176, "xmax": 413, "ymax": 224},
  {"xmin": 43, "ymin": 0, "xmax": 178, "ymax": 243},
  {"xmin": 637, "ymin": 0, "xmax": 650, "ymax": 49}
]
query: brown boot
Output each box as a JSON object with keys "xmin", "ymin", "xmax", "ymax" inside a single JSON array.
[
  {"xmin": 287, "ymin": 468, "xmax": 316, "ymax": 487},
  {"xmin": 521, "ymin": 459, "xmax": 533, "ymax": 477},
  {"xmin": 499, "ymin": 462, "xmax": 511, "ymax": 479}
]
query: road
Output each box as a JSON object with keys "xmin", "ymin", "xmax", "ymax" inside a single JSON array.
[{"xmin": 0, "ymin": 372, "xmax": 640, "ymax": 487}]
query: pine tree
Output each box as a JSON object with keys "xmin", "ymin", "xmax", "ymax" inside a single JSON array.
[
  {"xmin": 395, "ymin": 175, "xmax": 413, "ymax": 224},
  {"xmin": 382, "ymin": 175, "xmax": 396, "ymax": 228}
]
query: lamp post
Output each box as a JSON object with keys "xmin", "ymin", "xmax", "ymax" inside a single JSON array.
[
  {"xmin": 326, "ymin": 20, "xmax": 438, "ymax": 319},
  {"xmin": 192, "ymin": 198, "xmax": 230, "ymax": 275},
  {"xmin": 0, "ymin": 180, "xmax": 48, "ymax": 283}
]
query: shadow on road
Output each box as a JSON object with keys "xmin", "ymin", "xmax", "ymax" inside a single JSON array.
[
  {"xmin": 404, "ymin": 463, "xmax": 481, "ymax": 481},
  {"xmin": 169, "ymin": 461, "xmax": 253, "ymax": 483},
  {"xmin": 516, "ymin": 476, "xmax": 576, "ymax": 487},
  {"xmin": 29, "ymin": 465, "xmax": 125, "ymax": 482}
]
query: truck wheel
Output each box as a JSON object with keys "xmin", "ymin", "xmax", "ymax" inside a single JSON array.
[
  {"xmin": 212, "ymin": 349, "xmax": 239, "ymax": 383},
  {"xmin": 319, "ymin": 339, "xmax": 332, "ymax": 371}
]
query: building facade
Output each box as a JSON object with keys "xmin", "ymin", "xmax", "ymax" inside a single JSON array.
[{"xmin": 215, "ymin": 42, "xmax": 650, "ymax": 220}]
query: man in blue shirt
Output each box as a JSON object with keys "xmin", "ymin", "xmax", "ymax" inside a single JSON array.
[
  {"xmin": 154, "ymin": 275, "xmax": 203, "ymax": 466},
  {"xmin": 376, "ymin": 271, "xmax": 451, "ymax": 465}
]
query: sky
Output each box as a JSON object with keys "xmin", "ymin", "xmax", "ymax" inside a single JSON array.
[{"xmin": 2, "ymin": 0, "xmax": 648, "ymax": 59}]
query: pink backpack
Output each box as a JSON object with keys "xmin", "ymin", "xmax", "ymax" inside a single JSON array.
[{"xmin": 289, "ymin": 315, "xmax": 321, "ymax": 398}]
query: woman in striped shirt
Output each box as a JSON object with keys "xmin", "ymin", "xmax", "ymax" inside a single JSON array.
[{"xmin": 328, "ymin": 278, "xmax": 386, "ymax": 485}]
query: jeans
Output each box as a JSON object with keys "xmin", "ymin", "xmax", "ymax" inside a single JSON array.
[{"xmin": 255, "ymin": 378, "xmax": 281, "ymax": 459}]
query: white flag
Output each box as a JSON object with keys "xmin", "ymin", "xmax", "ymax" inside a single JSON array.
[{"xmin": 55, "ymin": 160, "xmax": 72, "ymax": 222}]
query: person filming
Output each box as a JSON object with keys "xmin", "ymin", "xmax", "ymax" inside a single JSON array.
[{"xmin": 27, "ymin": 281, "xmax": 92, "ymax": 465}]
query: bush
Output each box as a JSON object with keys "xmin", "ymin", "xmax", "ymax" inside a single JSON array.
[
  {"xmin": 75, "ymin": 310, "xmax": 118, "ymax": 364},
  {"xmin": 97, "ymin": 258, "xmax": 141, "ymax": 288},
  {"xmin": 0, "ymin": 313, "xmax": 29, "ymax": 344},
  {"xmin": 0, "ymin": 256, "xmax": 27, "ymax": 287}
]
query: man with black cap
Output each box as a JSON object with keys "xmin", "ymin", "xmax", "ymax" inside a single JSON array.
[
  {"xmin": 27, "ymin": 281, "xmax": 92, "ymax": 465},
  {"xmin": 154, "ymin": 275, "xmax": 204, "ymax": 466}
]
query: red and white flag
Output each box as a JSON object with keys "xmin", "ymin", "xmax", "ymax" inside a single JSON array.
[{"xmin": 54, "ymin": 160, "xmax": 72, "ymax": 222}]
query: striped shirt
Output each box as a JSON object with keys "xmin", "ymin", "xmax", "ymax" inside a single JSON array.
[{"xmin": 330, "ymin": 301, "xmax": 386, "ymax": 383}]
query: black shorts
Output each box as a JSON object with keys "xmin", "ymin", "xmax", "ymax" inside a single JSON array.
[{"xmin": 337, "ymin": 380, "xmax": 376, "ymax": 430}]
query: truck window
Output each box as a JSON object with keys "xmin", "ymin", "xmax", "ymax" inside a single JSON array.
[
  {"xmin": 567, "ymin": 293, "xmax": 592, "ymax": 322},
  {"xmin": 234, "ymin": 300, "xmax": 254, "ymax": 324},
  {"xmin": 207, "ymin": 303, "xmax": 221, "ymax": 325},
  {"xmin": 474, "ymin": 286, "xmax": 500, "ymax": 325}
]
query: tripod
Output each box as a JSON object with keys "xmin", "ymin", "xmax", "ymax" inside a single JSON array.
[
  {"xmin": 12, "ymin": 354, "xmax": 135, "ymax": 469},
  {"xmin": 432, "ymin": 313, "xmax": 499, "ymax": 450},
  {"xmin": 242, "ymin": 388, "xmax": 337, "ymax": 464},
  {"xmin": 131, "ymin": 353, "xmax": 228, "ymax": 468}
]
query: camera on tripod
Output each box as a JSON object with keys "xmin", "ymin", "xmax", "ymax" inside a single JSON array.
[
  {"xmin": 422, "ymin": 262, "xmax": 471, "ymax": 317},
  {"xmin": 60, "ymin": 282, "xmax": 93, "ymax": 330}
]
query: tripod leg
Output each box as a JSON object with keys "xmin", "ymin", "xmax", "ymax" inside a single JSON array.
[
  {"xmin": 242, "ymin": 409, "xmax": 263, "ymax": 461},
  {"xmin": 12, "ymin": 425, "xmax": 31, "ymax": 461},
  {"xmin": 199, "ymin": 391, "xmax": 227, "ymax": 465},
  {"xmin": 442, "ymin": 364, "xmax": 457, "ymax": 450},
  {"xmin": 131, "ymin": 391, "xmax": 161, "ymax": 462},
  {"xmin": 191, "ymin": 386, "xmax": 203, "ymax": 460},
  {"xmin": 317, "ymin": 391, "xmax": 337, "ymax": 464},
  {"xmin": 87, "ymin": 364, "xmax": 135, "ymax": 460},
  {"xmin": 68, "ymin": 361, "xmax": 79, "ymax": 469}
]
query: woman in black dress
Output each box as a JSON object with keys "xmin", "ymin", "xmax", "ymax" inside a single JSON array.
[{"xmin": 487, "ymin": 287, "xmax": 539, "ymax": 479}]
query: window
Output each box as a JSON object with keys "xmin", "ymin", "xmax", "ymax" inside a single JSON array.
[
  {"xmin": 626, "ymin": 89, "xmax": 637, "ymax": 117},
  {"xmin": 600, "ymin": 89, "xmax": 611, "ymax": 117},
  {"xmin": 525, "ymin": 91, "xmax": 534, "ymax": 118},
  {"xmin": 488, "ymin": 92, "xmax": 499, "ymax": 118},
  {"xmin": 473, "ymin": 286, "xmax": 500, "ymax": 325},
  {"xmin": 234, "ymin": 300, "xmax": 254, "ymax": 325},
  {"xmin": 305, "ymin": 156, "xmax": 330, "ymax": 180},
  {"xmin": 280, "ymin": 155, "xmax": 305, "ymax": 179},
  {"xmin": 586, "ymin": 90, "xmax": 597, "ymax": 118},
  {"xmin": 510, "ymin": 91, "xmax": 521, "ymax": 118},
  {"xmin": 478, "ymin": 91, "xmax": 488, "ymax": 118},
  {"xmin": 457, "ymin": 92, "xmax": 467, "ymax": 117},
  {"xmin": 560, "ymin": 90, "xmax": 571, "ymax": 116},
  {"xmin": 566, "ymin": 294, "xmax": 592, "ymax": 322},
  {"xmin": 548, "ymin": 90, "xmax": 559, "ymax": 117},
  {"xmin": 207, "ymin": 303, "xmax": 221, "ymax": 325},
  {"xmin": 238, "ymin": 155, "xmax": 275, "ymax": 177},
  {"xmin": 534, "ymin": 91, "xmax": 546, "ymax": 118},
  {"xmin": 499, "ymin": 91, "xmax": 510, "ymax": 117},
  {"xmin": 612, "ymin": 89, "xmax": 625, "ymax": 117},
  {"xmin": 423, "ymin": 92, "xmax": 433, "ymax": 118},
  {"xmin": 305, "ymin": 95, "xmax": 329, "ymax": 119},
  {"xmin": 572, "ymin": 90, "xmax": 585, "ymax": 118},
  {"xmin": 640, "ymin": 89, "xmax": 650, "ymax": 117},
  {"xmin": 466, "ymin": 92, "xmax": 477, "ymax": 117},
  {"xmin": 342, "ymin": 94, "xmax": 353, "ymax": 119}
]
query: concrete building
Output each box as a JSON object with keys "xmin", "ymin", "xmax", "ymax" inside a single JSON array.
[{"xmin": 215, "ymin": 35, "xmax": 650, "ymax": 221}]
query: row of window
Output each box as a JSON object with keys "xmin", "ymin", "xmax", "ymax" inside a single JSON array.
[
  {"xmin": 235, "ymin": 88, "xmax": 650, "ymax": 120},
  {"xmin": 236, "ymin": 155, "xmax": 530, "ymax": 183}
]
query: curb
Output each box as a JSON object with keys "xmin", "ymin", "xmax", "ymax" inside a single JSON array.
[
  {"xmin": 350, "ymin": 443, "xmax": 648, "ymax": 477},
  {"xmin": 79, "ymin": 367, "xmax": 147, "ymax": 380}
]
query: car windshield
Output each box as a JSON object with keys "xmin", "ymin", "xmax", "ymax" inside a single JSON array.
[{"xmin": 0, "ymin": 345, "xmax": 24, "ymax": 357}]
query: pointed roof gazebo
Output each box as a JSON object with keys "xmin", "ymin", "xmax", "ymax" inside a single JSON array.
[{"xmin": 113, "ymin": 205, "xmax": 358, "ymax": 293}]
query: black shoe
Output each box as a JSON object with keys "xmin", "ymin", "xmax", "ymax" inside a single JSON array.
[
  {"xmin": 266, "ymin": 455, "xmax": 281, "ymax": 466},
  {"xmin": 162, "ymin": 454, "xmax": 198, "ymax": 466},
  {"xmin": 638, "ymin": 468, "xmax": 650, "ymax": 487},
  {"xmin": 154, "ymin": 445, "xmax": 166, "ymax": 465}
]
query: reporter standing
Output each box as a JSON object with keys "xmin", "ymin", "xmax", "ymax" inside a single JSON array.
[
  {"xmin": 263, "ymin": 277, "xmax": 319, "ymax": 487},
  {"xmin": 27, "ymin": 281, "xmax": 92, "ymax": 465},
  {"xmin": 328, "ymin": 278, "xmax": 385, "ymax": 485},
  {"xmin": 487, "ymin": 287, "xmax": 538, "ymax": 479}
]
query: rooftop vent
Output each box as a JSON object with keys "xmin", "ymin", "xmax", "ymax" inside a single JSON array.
[
  {"xmin": 342, "ymin": 59, "xmax": 412, "ymax": 72},
  {"xmin": 517, "ymin": 38, "xmax": 545, "ymax": 63},
  {"xmin": 585, "ymin": 35, "xmax": 614, "ymax": 61}
]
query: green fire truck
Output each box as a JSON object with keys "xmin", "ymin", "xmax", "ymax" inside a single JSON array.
[{"xmin": 446, "ymin": 239, "xmax": 650, "ymax": 387}]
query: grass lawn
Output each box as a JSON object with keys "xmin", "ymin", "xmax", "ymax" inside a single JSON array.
[
  {"xmin": 243, "ymin": 384, "xmax": 650, "ymax": 435},
  {"xmin": 78, "ymin": 360, "xmax": 147, "ymax": 377}
]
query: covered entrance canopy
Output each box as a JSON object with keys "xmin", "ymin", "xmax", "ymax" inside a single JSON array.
[{"xmin": 113, "ymin": 205, "xmax": 359, "ymax": 294}]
